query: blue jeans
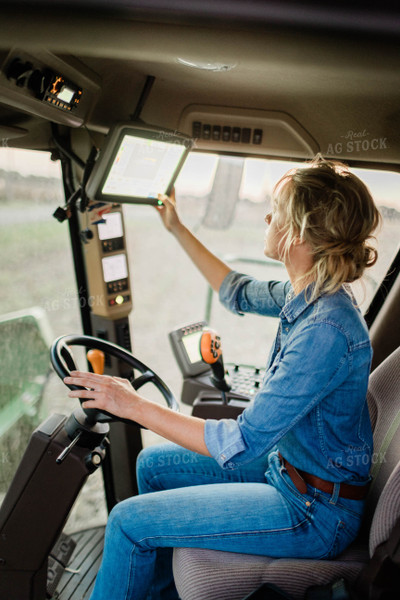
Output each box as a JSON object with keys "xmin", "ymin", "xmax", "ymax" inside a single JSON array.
[{"xmin": 89, "ymin": 444, "xmax": 365, "ymax": 600}]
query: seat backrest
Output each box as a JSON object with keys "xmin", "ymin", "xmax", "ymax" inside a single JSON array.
[{"xmin": 364, "ymin": 346, "xmax": 400, "ymax": 556}]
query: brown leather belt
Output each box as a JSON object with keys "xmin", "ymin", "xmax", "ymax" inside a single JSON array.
[{"xmin": 278, "ymin": 452, "xmax": 370, "ymax": 500}]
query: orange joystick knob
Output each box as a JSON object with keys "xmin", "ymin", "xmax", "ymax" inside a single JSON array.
[
  {"xmin": 200, "ymin": 329, "xmax": 222, "ymax": 365},
  {"xmin": 199, "ymin": 329, "xmax": 231, "ymax": 396},
  {"xmin": 87, "ymin": 349, "xmax": 105, "ymax": 375}
]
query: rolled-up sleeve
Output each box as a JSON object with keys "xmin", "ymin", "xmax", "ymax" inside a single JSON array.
[
  {"xmin": 204, "ymin": 418, "xmax": 248, "ymax": 469},
  {"xmin": 204, "ymin": 322, "xmax": 350, "ymax": 469},
  {"xmin": 219, "ymin": 270, "xmax": 290, "ymax": 317}
]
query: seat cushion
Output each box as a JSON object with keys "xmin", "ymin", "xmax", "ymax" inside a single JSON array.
[
  {"xmin": 369, "ymin": 460, "xmax": 400, "ymax": 556},
  {"xmin": 173, "ymin": 541, "xmax": 369, "ymax": 600}
]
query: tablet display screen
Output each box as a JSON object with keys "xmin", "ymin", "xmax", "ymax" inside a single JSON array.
[{"xmin": 87, "ymin": 124, "xmax": 193, "ymax": 205}]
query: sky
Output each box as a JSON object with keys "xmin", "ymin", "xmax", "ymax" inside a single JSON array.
[
  {"xmin": 0, "ymin": 147, "xmax": 399, "ymax": 208},
  {"xmin": 0, "ymin": 148, "xmax": 61, "ymax": 178},
  {"xmin": 177, "ymin": 152, "xmax": 400, "ymax": 207}
]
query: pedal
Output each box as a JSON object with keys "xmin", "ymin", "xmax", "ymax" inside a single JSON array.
[{"xmin": 47, "ymin": 533, "xmax": 76, "ymax": 598}]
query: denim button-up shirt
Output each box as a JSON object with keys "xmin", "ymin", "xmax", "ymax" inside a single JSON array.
[{"xmin": 204, "ymin": 271, "xmax": 373, "ymax": 483}]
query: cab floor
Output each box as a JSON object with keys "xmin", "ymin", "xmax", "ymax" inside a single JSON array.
[{"xmin": 53, "ymin": 526, "xmax": 105, "ymax": 600}]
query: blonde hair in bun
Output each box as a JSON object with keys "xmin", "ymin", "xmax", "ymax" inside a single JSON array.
[{"xmin": 273, "ymin": 155, "xmax": 381, "ymax": 301}]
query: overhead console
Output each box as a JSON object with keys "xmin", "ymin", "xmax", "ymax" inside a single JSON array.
[
  {"xmin": 179, "ymin": 105, "xmax": 319, "ymax": 159},
  {"xmin": 0, "ymin": 49, "xmax": 101, "ymax": 127}
]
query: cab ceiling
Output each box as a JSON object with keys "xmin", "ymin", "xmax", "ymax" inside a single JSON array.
[{"xmin": 0, "ymin": 7, "xmax": 399, "ymax": 166}]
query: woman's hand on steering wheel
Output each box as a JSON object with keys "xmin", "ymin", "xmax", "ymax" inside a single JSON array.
[
  {"xmin": 64, "ymin": 371, "xmax": 144, "ymax": 422},
  {"xmin": 50, "ymin": 334, "xmax": 179, "ymax": 424}
]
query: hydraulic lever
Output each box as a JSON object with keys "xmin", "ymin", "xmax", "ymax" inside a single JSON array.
[
  {"xmin": 200, "ymin": 329, "xmax": 231, "ymax": 404},
  {"xmin": 56, "ymin": 430, "xmax": 83, "ymax": 464}
]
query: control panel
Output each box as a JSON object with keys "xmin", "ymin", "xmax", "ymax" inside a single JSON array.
[
  {"xmin": 80, "ymin": 206, "xmax": 133, "ymax": 319},
  {"xmin": 0, "ymin": 49, "xmax": 100, "ymax": 127},
  {"xmin": 6, "ymin": 58, "xmax": 83, "ymax": 112},
  {"xmin": 228, "ymin": 363, "xmax": 263, "ymax": 398},
  {"xmin": 192, "ymin": 121, "xmax": 263, "ymax": 145},
  {"xmin": 169, "ymin": 321, "xmax": 264, "ymax": 405}
]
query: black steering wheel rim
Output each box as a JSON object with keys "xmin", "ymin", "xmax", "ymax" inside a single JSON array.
[{"xmin": 50, "ymin": 334, "xmax": 179, "ymax": 423}]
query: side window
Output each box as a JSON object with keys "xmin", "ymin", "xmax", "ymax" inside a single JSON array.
[
  {"xmin": 350, "ymin": 168, "xmax": 400, "ymax": 310},
  {"xmin": 0, "ymin": 148, "xmax": 82, "ymax": 510},
  {"xmin": 0, "ymin": 148, "xmax": 71, "ymax": 328}
]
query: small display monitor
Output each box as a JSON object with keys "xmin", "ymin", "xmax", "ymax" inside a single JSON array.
[
  {"xmin": 97, "ymin": 212, "xmax": 124, "ymax": 240},
  {"xmin": 86, "ymin": 122, "xmax": 193, "ymax": 205},
  {"xmin": 101, "ymin": 253, "xmax": 128, "ymax": 283},
  {"xmin": 168, "ymin": 321, "xmax": 210, "ymax": 378},
  {"xmin": 182, "ymin": 330, "xmax": 203, "ymax": 365}
]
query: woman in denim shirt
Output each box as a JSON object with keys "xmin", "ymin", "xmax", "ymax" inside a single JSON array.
[{"xmin": 66, "ymin": 157, "xmax": 381, "ymax": 600}]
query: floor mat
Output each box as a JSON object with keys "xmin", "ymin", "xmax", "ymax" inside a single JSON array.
[{"xmin": 53, "ymin": 526, "xmax": 105, "ymax": 600}]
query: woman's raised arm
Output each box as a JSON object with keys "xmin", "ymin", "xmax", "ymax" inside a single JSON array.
[{"xmin": 157, "ymin": 190, "xmax": 231, "ymax": 292}]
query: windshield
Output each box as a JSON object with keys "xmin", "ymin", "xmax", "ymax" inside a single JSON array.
[{"xmin": 126, "ymin": 154, "xmax": 400, "ymax": 372}]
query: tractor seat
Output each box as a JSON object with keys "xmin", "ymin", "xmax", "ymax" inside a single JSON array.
[{"xmin": 173, "ymin": 346, "xmax": 400, "ymax": 599}]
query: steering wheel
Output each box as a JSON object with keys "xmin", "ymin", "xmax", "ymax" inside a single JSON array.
[{"xmin": 50, "ymin": 334, "xmax": 179, "ymax": 425}]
